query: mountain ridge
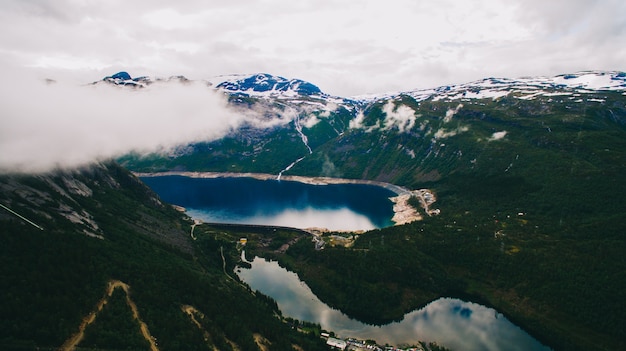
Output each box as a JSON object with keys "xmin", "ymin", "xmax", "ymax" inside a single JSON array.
[
  {"xmin": 115, "ymin": 69, "xmax": 626, "ymax": 185},
  {"xmin": 99, "ymin": 70, "xmax": 626, "ymax": 100}
]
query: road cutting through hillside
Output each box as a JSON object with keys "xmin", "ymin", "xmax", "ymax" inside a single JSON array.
[
  {"xmin": 59, "ymin": 280, "xmax": 159, "ymax": 351},
  {"xmin": 181, "ymin": 305, "xmax": 218, "ymax": 351}
]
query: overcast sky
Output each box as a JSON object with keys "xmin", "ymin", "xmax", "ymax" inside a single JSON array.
[
  {"xmin": 1, "ymin": 0, "xmax": 624, "ymax": 96},
  {"xmin": 1, "ymin": 0, "xmax": 625, "ymax": 173}
]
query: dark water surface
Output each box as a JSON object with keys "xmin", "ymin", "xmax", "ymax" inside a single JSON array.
[
  {"xmin": 140, "ymin": 175, "xmax": 396, "ymax": 230},
  {"xmin": 237, "ymin": 257, "xmax": 552, "ymax": 351}
]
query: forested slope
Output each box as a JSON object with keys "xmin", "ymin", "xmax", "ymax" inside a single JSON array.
[{"xmin": 0, "ymin": 162, "xmax": 326, "ymax": 351}]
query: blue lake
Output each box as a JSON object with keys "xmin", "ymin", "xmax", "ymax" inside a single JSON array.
[
  {"xmin": 237, "ymin": 256, "xmax": 552, "ymax": 351},
  {"xmin": 141, "ymin": 174, "xmax": 551, "ymax": 350},
  {"xmin": 140, "ymin": 175, "xmax": 396, "ymax": 231}
]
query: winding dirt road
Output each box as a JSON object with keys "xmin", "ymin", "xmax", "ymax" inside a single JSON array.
[{"xmin": 59, "ymin": 280, "xmax": 159, "ymax": 351}]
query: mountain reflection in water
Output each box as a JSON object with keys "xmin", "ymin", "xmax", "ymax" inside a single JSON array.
[
  {"xmin": 236, "ymin": 257, "xmax": 551, "ymax": 351},
  {"xmin": 140, "ymin": 175, "xmax": 396, "ymax": 231}
]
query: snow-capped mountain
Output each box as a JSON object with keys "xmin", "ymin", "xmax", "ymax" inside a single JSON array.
[
  {"xmin": 100, "ymin": 71, "xmax": 189, "ymax": 87},
  {"xmin": 354, "ymin": 70, "xmax": 626, "ymax": 102},
  {"xmin": 100, "ymin": 70, "xmax": 626, "ymax": 104},
  {"xmin": 101, "ymin": 71, "xmax": 329, "ymax": 98},
  {"xmin": 211, "ymin": 73, "xmax": 322, "ymax": 97},
  {"xmin": 113, "ymin": 69, "xmax": 626, "ymax": 188}
]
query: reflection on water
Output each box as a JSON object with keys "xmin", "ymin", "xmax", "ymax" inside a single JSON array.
[
  {"xmin": 236, "ymin": 257, "xmax": 551, "ymax": 351},
  {"xmin": 140, "ymin": 176, "xmax": 396, "ymax": 231},
  {"xmin": 187, "ymin": 206, "xmax": 378, "ymax": 231}
]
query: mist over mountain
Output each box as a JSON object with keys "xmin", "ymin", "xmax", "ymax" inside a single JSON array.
[
  {"xmin": 114, "ymin": 70, "xmax": 626, "ymax": 184},
  {"xmin": 114, "ymin": 70, "xmax": 626, "ymax": 350},
  {"xmin": 0, "ymin": 67, "xmax": 245, "ymax": 173},
  {"xmin": 2, "ymin": 69, "xmax": 626, "ymax": 351},
  {"xmin": 3, "ymin": 67, "xmax": 622, "ymax": 176}
]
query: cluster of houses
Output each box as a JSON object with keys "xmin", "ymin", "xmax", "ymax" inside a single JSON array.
[
  {"xmin": 323, "ymin": 334, "xmax": 378, "ymax": 351},
  {"xmin": 321, "ymin": 333, "xmax": 433, "ymax": 351}
]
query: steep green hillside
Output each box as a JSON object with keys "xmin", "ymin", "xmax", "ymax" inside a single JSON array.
[
  {"xmin": 279, "ymin": 93, "xmax": 626, "ymax": 350},
  {"xmin": 117, "ymin": 88, "xmax": 626, "ymax": 350},
  {"xmin": 118, "ymin": 98, "xmax": 356, "ymax": 174},
  {"xmin": 0, "ymin": 163, "xmax": 326, "ymax": 351}
]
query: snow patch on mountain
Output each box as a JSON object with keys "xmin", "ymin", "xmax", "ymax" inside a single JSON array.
[
  {"xmin": 211, "ymin": 73, "xmax": 322, "ymax": 97},
  {"xmin": 97, "ymin": 70, "xmax": 625, "ymax": 150},
  {"xmin": 353, "ymin": 71, "xmax": 626, "ymax": 103}
]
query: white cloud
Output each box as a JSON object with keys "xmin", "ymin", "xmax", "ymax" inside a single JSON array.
[
  {"xmin": 302, "ymin": 115, "xmax": 321, "ymax": 129},
  {"xmin": 434, "ymin": 126, "xmax": 470, "ymax": 139},
  {"xmin": 489, "ymin": 131, "xmax": 508, "ymax": 141},
  {"xmin": 382, "ymin": 101, "xmax": 417, "ymax": 133},
  {"xmin": 0, "ymin": 0, "xmax": 623, "ymax": 96},
  {"xmin": 0, "ymin": 64, "xmax": 246, "ymax": 173},
  {"xmin": 349, "ymin": 111, "xmax": 366, "ymax": 130},
  {"xmin": 319, "ymin": 102, "xmax": 339, "ymax": 118},
  {"xmin": 141, "ymin": 8, "xmax": 212, "ymax": 30},
  {"xmin": 444, "ymin": 104, "xmax": 464, "ymax": 123}
]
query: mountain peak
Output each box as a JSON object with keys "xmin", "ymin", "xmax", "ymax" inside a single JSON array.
[
  {"xmin": 101, "ymin": 71, "xmax": 151, "ymax": 87},
  {"xmin": 213, "ymin": 73, "xmax": 323, "ymax": 97},
  {"xmin": 100, "ymin": 72, "xmax": 190, "ymax": 87},
  {"xmin": 106, "ymin": 71, "xmax": 131, "ymax": 81},
  {"xmin": 98, "ymin": 70, "xmax": 625, "ymax": 104}
]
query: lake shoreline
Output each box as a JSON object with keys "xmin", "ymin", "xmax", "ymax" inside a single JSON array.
[
  {"xmin": 134, "ymin": 171, "xmax": 430, "ymax": 227},
  {"xmin": 237, "ymin": 256, "xmax": 551, "ymax": 350},
  {"xmin": 134, "ymin": 171, "xmax": 411, "ymax": 194}
]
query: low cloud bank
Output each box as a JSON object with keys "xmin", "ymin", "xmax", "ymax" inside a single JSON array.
[
  {"xmin": 382, "ymin": 100, "xmax": 416, "ymax": 133},
  {"xmin": 0, "ymin": 67, "xmax": 246, "ymax": 173}
]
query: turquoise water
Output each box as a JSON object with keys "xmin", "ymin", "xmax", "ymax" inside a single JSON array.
[{"xmin": 140, "ymin": 175, "xmax": 396, "ymax": 231}]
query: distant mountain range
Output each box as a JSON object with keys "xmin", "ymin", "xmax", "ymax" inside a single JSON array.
[
  {"xmin": 110, "ymin": 70, "xmax": 626, "ymax": 183},
  {"xmin": 103, "ymin": 70, "xmax": 626, "ymax": 100}
]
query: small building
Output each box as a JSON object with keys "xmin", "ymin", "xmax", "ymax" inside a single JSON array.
[
  {"xmin": 327, "ymin": 337, "xmax": 347, "ymax": 350},
  {"xmin": 239, "ymin": 238, "xmax": 247, "ymax": 245}
]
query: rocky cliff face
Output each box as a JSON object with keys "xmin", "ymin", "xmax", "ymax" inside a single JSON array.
[{"xmin": 0, "ymin": 161, "xmax": 193, "ymax": 252}]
